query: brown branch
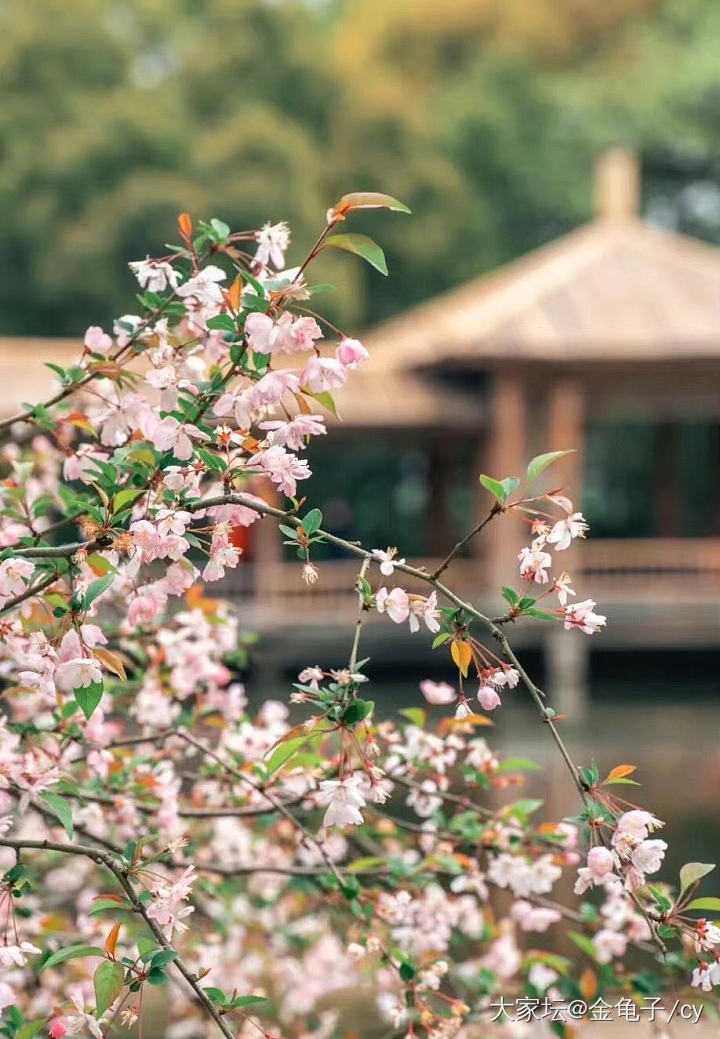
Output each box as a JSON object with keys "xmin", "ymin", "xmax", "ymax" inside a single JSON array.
[
  {"xmin": 429, "ymin": 504, "xmax": 502, "ymax": 579},
  {"xmin": 0, "ymin": 837, "xmax": 236, "ymax": 1039},
  {"xmin": 175, "ymin": 729, "xmax": 346, "ymax": 887}
]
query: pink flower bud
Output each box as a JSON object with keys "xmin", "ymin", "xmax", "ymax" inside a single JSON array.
[
  {"xmin": 477, "ymin": 685, "xmax": 501, "ymax": 711},
  {"xmin": 587, "ymin": 845, "xmax": 614, "ymax": 878},
  {"xmin": 336, "ymin": 338, "xmax": 369, "ymax": 369}
]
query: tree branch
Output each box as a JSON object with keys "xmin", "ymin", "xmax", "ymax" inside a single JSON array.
[{"xmin": 0, "ymin": 837, "xmax": 236, "ymax": 1039}]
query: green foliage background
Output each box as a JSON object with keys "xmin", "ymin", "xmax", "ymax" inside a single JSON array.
[{"xmin": 3, "ymin": 0, "xmax": 720, "ymax": 334}]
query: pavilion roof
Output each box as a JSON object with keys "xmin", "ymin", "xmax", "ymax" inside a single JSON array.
[
  {"xmin": 0, "ymin": 337, "xmax": 481, "ymax": 429},
  {"xmin": 365, "ymin": 215, "xmax": 720, "ymax": 371}
]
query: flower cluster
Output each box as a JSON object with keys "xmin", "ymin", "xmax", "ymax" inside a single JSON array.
[{"xmin": 0, "ymin": 200, "xmax": 711, "ymax": 1039}]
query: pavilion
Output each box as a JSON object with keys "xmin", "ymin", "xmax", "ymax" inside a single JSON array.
[{"xmin": 3, "ymin": 149, "xmax": 720, "ymax": 709}]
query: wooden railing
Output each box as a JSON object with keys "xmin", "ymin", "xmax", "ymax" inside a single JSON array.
[
  {"xmin": 221, "ymin": 539, "xmax": 720, "ymax": 623},
  {"xmin": 576, "ymin": 538, "xmax": 720, "ymax": 596}
]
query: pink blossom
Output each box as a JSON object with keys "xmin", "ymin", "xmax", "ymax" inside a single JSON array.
[
  {"xmin": 0, "ymin": 980, "xmax": 15, "ymax": 1012},
  {"xmin": 318, "ymin": 776, "xmax": 367, "ymax": 828},
  {"xmin": 247, "ymin": 446, "xmax": 311, "ymax": 497},
  {"xmin": 63, "ymin": 444, "xmax": 105, "ymax": 484},
  {"xmin": 375, "ymin": 587, "xmax": 410, "ymax": 624},
  {"xmin": 55, "ymin": 656, "xmax": 103, "ymax": 693},
  {"xmin": 127, "ymin": 593, "xmax": 161, "ymax": 627},
  {"xmin": 0, "ymin": 558, "xmax": 35, "ymax": 603},
  {"xmin": 593, "ymin": 928, "xmax": 628, "ymax": 964},
  {"xmin": 164, "ymin": 562, "xmax": 197, "ymax": 596},
  {"xmin": 372, "ymin": 547, "xmax": 405, "ymax": 576},
  {"xmin": 144, "ymin": 415, "xmax": 210, "ymax": 461},
  {"xmin": 245, "ymin": 312, "xmax": 322, "ymax": 355},
  {"xmin": 336, "ymin": 338, "xmax": 369, "ymax": 369},
  {"xmin": 477, "ymin": 685, "xmax": 501, "ymax": 711},
  {"xmin": 554, "ymin": 571, "xmax": 575, "ymax": 606},
  {"xmin": 0, "ymin": 941, "xmax": 41, "ymax": 967},
  {"xmin": 546, "ymin": 512, "xmax": 588, "ymax": 551},
  {"xmin": 83, "ymin": 325, "xmax": 113, "ymax": 355},
  {"xmin": 202, "ymin": 542, "xmax": 240, "ymax": 582},
  {"xmin": 129, "ymin": 257, "xmax": 179, "ymax": 292},
  {"xmin": 419, "ymin": 680, "xmax": 456, "ymax": 705},
  {"xmin": 630, "ymin": 838, "xmax": 667, "ymax": 875},
  {"xmin": 564, "ymin": 599, "xmax": 606, "ymax": 635},
  {"xmin": 176, "ymin": 265, "xmax": 226, "ymax": 305},
  {"xmin": 300, "ymin": 355, "xmax": 347, "ymax": 392},
  {"xmin": 408, "ymin": 592, "xmax": 440, "ymax": 634},
  {"xmin": 587, "ymin": 846, "xmax": 615, "ymax": 878},
  {"xmin": 511, "ymin": 900, "xmax": 561, "ymax": 932},
  {"xmin": 255, "ymin": 221, "xmax": 291, "ymax": 269},
  {"xmin": 518, "ymin": 540, "xmax": 552, "ymax": 584},
  {"xmin": 260, "ymin": 414, "xmax": 326, "ymax": 450}
]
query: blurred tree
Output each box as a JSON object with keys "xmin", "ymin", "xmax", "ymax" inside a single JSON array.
[{"xmin": 2, "ymin": 0, "xmax": 720, "ymax": 336}]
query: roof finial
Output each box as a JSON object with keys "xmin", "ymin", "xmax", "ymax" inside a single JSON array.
[{"xmin": 593, "ymin": 147, "xmax": 640, "ymax": 220}]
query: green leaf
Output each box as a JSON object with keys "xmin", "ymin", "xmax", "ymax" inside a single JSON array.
[
  {"xmin": 265, "ymin": 730, "xmax": 325, "ymax": 776},
  {"xmin": 206, "ymin": 313, "xmax": 236, "ymax": 333},
  {"xmin": 579, "ymin": 764, "xmax": 600, "ymax": 786},
  {"xmin": 40, "ymin": 944, "xmax": 104, "ymax": 971},
  {"xmin": 501, "ymin": 586, "xmax": 519, "ymax": 605},
  {"xmin": 89, "ymin": 899, "xmax": 133, "ymax": 916},
  {"xmin": 500, "ymin": 476, "xmax": 521, "ymax": 499},
  {"xmin": 302, "ymin": 508, "xmax": 323, "ymax": 535},
  {"xmin": 526, "ymin": 608, "xmax": 560, "ymax": 622},
  {"xmin": 399, "ymin": 961, "xmax": 416, "ymax": 982},
  {"xmin": 647, "ymin": 886, "xmax": 673, "ymax": 913},
  {"xmin": 147, "ymin": 966, "xmax": 168, "ymax": 985},
  {"xmin": 204, "ymin": 987, "xmax": 229, "ymax": 1006},
  {"xmin": 568, "ymin": 931, "xmax": 597, "ymax": 961},
  {"xmin": 657, "ymin": 923, "xmax": 679, "ymax": 940},
  {"xmin": 342, "ymin": 699, "xmax": 374, "ymax": 725},
  {"xmin": 399, "ymin": 707, "xmax": 426, "ymax": 727},
  {"xmin": 229, "ymin": 995, "xmax": 270, "ymax": 1009},
  {"xmin": 680, "ymin": 862, "xmax": 716, "ymax": 894},
  {"xmin": 82, "ymin": 574, "xmax": 115, "ymax": 609},
  {"xmin": 505, "ymin": 798, "xmax": 544, "ymax": 820},
  {"xmin": 137, "ymin": 938, "xmax": 158, "ymax": 961},
  {"xmin": 16, "ymin": 1020, "xmax": 46, "ymax": 1039},
  {"xmin": 333, "ymin": 191, "xmax": 411, "ymax": 215},
  {"xmin": 111, "ymin": 487, "xmax": 146, "ymax": 513},
  {"xmin": 302, "ymin": 389, "xmax": 339, "ymax": 418},
  {"xmin": 74, "ymin": 681, "xmax": 104, "ymax": 720},
  {"xmin": 685, "ymin": 897, "xmax": 720, "ymax": 912},
  {"xmin": 94, "ymin": 960, "xmax": 125, "ymax": 1016},
  {"xmin": 496, "ymin": 757, "xmax": 540, "ymax": 773},
  {"xmin": 431, "ymin": 632, "xmax": 451, "ymax": 648},
  {"xmin": 479, "ymin": 474, "xmax": 519, "ymax": 503},
  {"xmin": 209, "ymin": 217, "xmax": 231, "ymax": 241},
  {"xmin": 324, "ymin": 233, "xmax": 388, "ymax": 275},
  {"xmin": 527, "ymin": 450, "xmax": 576, "ymax": 484},
  {"xmin": 39, "ymin": 792, "xmax": 73, "ymax": 839}
]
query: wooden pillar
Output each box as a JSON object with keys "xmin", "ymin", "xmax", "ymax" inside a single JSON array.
[
  {"xmin": 546, "ymin": 376, "xmax": 588, "ymax": 716},
  {"xmin": 547, "ymin": 377, "xmax": 584, "ymax": 503},
  {"xmin": 708, "ymin": 424, "xmax": 720, "ymax": 536},
  {"xmin": 252, "ymin": 478, "xmax": 282, "ymax": 607},
  {"xmin": 547, "ymin": 624, "xmax": 590, "ymax": 721},
  {"xmin": 487, "ymin": 371, "xmax": 527, "ymax": 590},
  {"xmin": 427, "ymin": 437, "xmax": 453, "ymax": 557},
  {"xmin": 653, "ymin": 423, "xmax": 678, "ymax": 536}
]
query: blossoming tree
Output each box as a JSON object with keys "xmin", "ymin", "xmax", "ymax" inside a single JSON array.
[{"xmin": 0, "ymin": 195, "xmax": 717, "ymax": 1039}]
